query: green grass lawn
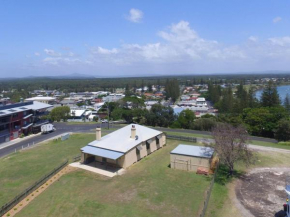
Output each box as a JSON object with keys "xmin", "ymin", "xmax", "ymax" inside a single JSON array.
[
  {"xmin": 250, "ymin": 140, "xmax": 290, "ymax": 150},
  {"xmin": 205, "ymin": 151, "xmax": 290, "ymax": 217},
  {"xmin": 0, "ymin": 133, "xmax": 210, "ymax": 217},
  {"xmin": 0, "ymin": 134, "xmax": 96, "ymax": 207},
  {"xmin": 163, "ymin": 131, "xmax": 212, "ymax": 139}
]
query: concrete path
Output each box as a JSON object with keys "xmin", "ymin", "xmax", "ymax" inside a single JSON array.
[{"xmin": 70, "ymin": 162, "xmax": 125, "ymax": 178}]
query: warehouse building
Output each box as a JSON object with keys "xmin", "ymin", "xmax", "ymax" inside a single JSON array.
[
  {"xmin": 170, "ymin": 145, "xmax": 214, "ymax": 172},
  {"xmin": 80, "ymin": 124, "xmax": 166, "ymax": 169}
]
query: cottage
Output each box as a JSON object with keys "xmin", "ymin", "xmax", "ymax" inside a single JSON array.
[
  {"xmin": 170, "ymin": 145, "xmax": 214, "ymax": 172},
  {"xmin": 80, "ymin": 124, "xmax": 166, "ymax": 169}
]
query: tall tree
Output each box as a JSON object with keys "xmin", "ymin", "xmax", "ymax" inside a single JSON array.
[
  {"xmin": 284, "ymin": 93, "xmax": 290, "ymax": 112},
  {"xmin": 165, "ymin": 79, "xmax": 180, "ymax": 102},
  {"xmin": 261, "ymin": 81, "xmax": 280, "ymax": 107},
  {"xmin": 208, "ymin": 124, "xmax": 254, "ymax": 176},
  {"xmin": 177, "ymin": 109, "xmax": 196, "ymax": 129}
]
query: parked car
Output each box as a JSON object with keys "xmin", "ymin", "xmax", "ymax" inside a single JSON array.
[{"xmin": 101, "ymin": 119, "xmax": 108, "ymax": 123}]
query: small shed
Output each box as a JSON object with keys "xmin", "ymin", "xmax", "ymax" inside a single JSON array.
[{"xmin": 170, "ymin": 145, "xmax": 214, "ymax": 172}]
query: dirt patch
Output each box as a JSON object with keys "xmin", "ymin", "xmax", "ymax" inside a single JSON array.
[{"xmin": 236, "ymin": 167, "xmax": 290, "ymax": 217}]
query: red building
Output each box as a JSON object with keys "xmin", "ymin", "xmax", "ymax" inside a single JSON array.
[{"xmin": 0, "ymin": 101, "xmax": 52, "ymax": 143}]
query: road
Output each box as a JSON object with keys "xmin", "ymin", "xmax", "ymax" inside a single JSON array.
[
  {"xmin": 0, "ymin": 122, "xmax": 279, "ymax": 158},
  {"xmin": 0, "ymin": 123, "xmax": 117, "ymax": 158}
]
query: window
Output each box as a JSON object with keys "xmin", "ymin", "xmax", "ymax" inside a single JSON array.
[
  {"xmin": 136, "ymin": 148, "xmax": 140, "ymax": 155},
  {"xmin": 12, "ymin": 113, "xmax": 18, "ymax": 118},
  {"xmin": 156, "ymin": 137, "xmax": 160, "ymax": 145},
  {"xmin": 146, "ymin": 142, "xmax": 150, "ymax": 150}
]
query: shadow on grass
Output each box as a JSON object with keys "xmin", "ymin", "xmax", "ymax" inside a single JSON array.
[{"xmin": 215, "ymin": 164, "xmax": 245, "ymax": 185}]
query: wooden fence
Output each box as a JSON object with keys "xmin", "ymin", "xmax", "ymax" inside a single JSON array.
[
  {"xmin": 199, "ymin": 163, "xmax": 219, "ymax": 217},
  {"xmin": 72, "ymin": 154, "xmax": 81, "ymax": 162},
  {"xmin": 166, "ymin": 134, "xmax": 197, "ymax": 143}
]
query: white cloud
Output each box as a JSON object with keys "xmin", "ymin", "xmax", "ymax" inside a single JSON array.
[
  {"xmin": 268, "ymin": 37, "xmax": 290, "ymax": 46},
  {"xmin": 126, "ymin": 8, "xmax": 143, "ymax": 23},
  {"xmin": 43, "ymin": 57, "xmax": 82, "ymax": 66},
  {"xmin": 248, "ymin": 36, "xmax": 258, "ymax": 42},
  {"xmin": 33, "ymin": 21, "xmax": 290, "ymax": 75},
  {"xmin": 44, "ymin": 49, "xmax": 61, "ymax": 57},
  {"xmin": 34, "ymin": 52, "xmax": 40, "ymax": 56},
  {"xmin": 273, "ymin": 16, "xmax": 282, "ymax": 23},
  {"xmin": 92, "ymin": 47, "xmax": 118, "ymax": 55}
]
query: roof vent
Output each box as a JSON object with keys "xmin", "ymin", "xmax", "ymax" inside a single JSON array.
[{"xmin": 135, "ymin": 135, "xmax": 138, "ymax": 140}]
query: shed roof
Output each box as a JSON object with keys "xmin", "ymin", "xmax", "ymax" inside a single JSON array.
[
  {"xmin": 87, "ymin": 124, "xmax": 162, "ymax": 153},
  {"xmin": 81, "ymin": 146, "xmax": 124, "ymax": 160},
  {"xmin": 171, "ymin": 145, "xmax": 214, "ymax": 158}
]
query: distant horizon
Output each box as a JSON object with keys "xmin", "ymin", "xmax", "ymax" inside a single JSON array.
[
  {"xmin": 1, "ymin": 1, "xmax": 290, "ymax": 77},
  {"xmin": 1, "ymin": 70, "xmax": 290, "ymax": 80}
]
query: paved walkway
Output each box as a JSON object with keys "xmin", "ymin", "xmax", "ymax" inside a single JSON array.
[{"xmin": 70, "ymin": 162, "xmax": 125, "ymax": 178}]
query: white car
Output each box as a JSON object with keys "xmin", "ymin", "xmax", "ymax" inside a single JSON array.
[{"xmin": 101, "ymin": 119, "xmax": 108, "ymax": 123}]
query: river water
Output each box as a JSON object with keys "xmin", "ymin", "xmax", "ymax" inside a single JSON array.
[{"xmin": 255, "ymin": 85, "xmax": 290, "ymax": 101}]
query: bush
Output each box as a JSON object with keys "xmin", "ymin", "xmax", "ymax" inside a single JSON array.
[
  {"xmin": 170, "ymin": 121, "xmax": 181, "ymax": 129},
  {"xmin": 191, "ymin": 118, "xmax": 217, "ymax": 131},
  {"xmin": 19, "ymin": 133, "xmax": 25, "ymax": 138},
  {"xmin": 277, "ymin": 142, "xmax": 290, "ymax": 146}
]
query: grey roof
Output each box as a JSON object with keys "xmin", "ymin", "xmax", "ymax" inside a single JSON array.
[
  {"xmin": 171, "ymin": 145, "xmax": 214, "ymax": 158},
  {"xmin": 86, "ymin": 124, "xmax": 163, "ymax": 153},
  {"xmin": 81, "ymin": 146, "xmax": 124, "ymax": 160},
  {"xmin": 0, "ymin": 101, "xmax": 52, "ymax": 117}
]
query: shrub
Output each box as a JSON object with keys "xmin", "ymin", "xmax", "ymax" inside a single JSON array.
[
  {"xmin": 277, "ymin": 142, "xmax": 290, "ymax": 146},
  {"xmin": 19, "ymin": 133, "xmax": 25, "ymax": 138}
]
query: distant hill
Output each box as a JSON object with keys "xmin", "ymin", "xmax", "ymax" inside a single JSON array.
[{"xmin": 24, "ymin": 73, "xmax": 96, "ymax": 79}]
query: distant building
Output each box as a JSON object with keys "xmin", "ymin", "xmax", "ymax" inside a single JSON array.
[
  {"xmin": 25, "ymin": 97, "xmax": 56, "ymax": 105},
  {"xmin": 102, "ymin": 94, "xmax": 125, "ymax": 102},
  {"xmin": 196, "ymin": 97, "xmax": 207, "ymax": 106},
  {"xmin": 70, "ymin": 109, "xmax": 88, "ymax": 119},
  {"xmin": 0, "ymin": 101, "xmax": 52, "ymax": 143}
]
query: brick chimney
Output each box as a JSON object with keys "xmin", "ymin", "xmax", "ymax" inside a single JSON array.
[
  {"xmin": 131, "ymin": 125, "xmax": 136, "ymax": 139},
  {"xmin": 96, "ymin": 128, "xmax": 101, "ymax": 141}
]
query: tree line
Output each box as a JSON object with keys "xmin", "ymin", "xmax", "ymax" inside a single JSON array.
[{"xmin": 207, "ymin": 80, "xmax": 290, "ymax": 141}]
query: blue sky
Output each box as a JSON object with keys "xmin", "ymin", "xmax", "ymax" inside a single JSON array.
[{"xmin": 1, "ymin": 0, "xmax": 290, "ymax": 77}]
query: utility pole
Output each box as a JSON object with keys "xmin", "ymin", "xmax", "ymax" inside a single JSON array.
[{"xmin": 107, "ymin": 104, "xmax": 109, "ymax": 130}]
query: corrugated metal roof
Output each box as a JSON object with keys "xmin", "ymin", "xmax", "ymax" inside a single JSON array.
[
  {"xmin": 81, "ymin": 146, "xmax": 124, "ymax": 160},
  {"xmin": 0, "ymin": 101, "xmax": 52, "ymax": 117},
  {"xmin": 87, "ymin": 124, "xmax": 163, "ymax": 153},
  {"xmin": 170, "ymin": 145, "xmax": 214, "ymax": 158}
]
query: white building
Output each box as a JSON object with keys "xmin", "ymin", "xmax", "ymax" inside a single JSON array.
[
  {"xmin": 25, "ymin": 97, "xmax": 56, "ymax": 105},
  {"xmin": 102, "ymin": 94, "xmax": 125, "ymax": 102}
]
